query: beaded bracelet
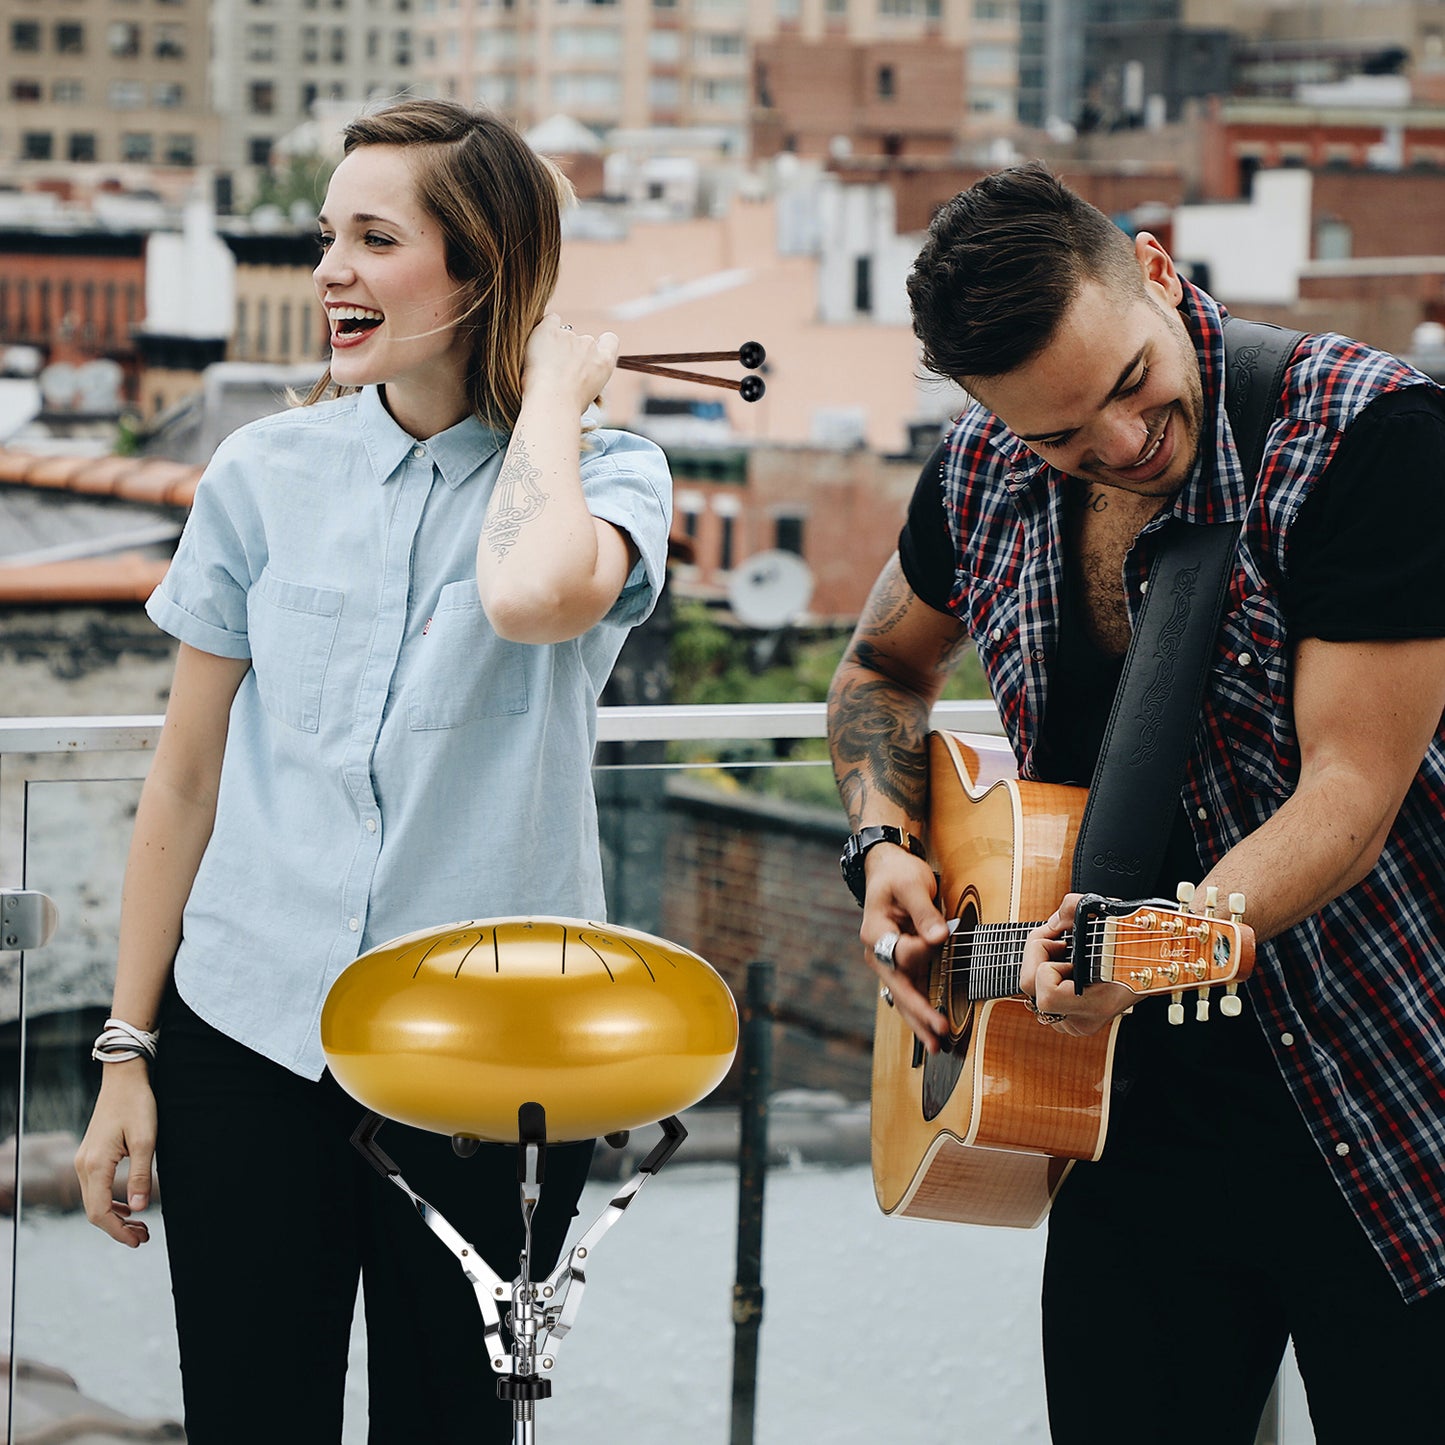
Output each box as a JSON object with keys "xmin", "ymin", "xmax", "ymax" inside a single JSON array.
[{"xmin": 91, "ymin": 1017, "xmax": 160, "ymax": 1063}]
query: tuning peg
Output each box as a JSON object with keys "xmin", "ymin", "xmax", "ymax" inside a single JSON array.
[
  {"xmin": 1228, "ymin": 892, "xmax": 1246, "ymax": 921},
  {"xmin": 1195, "ymin": 989, "xmax": 1211, "ymax": 1022},
  {"xmin": 1168, "ymin": 990, "xmax": 1185, "ymax": 1025},
  {"xmin": 1203, "ymin": 885, "xmax": 1219, "ymax": 916},
  {"xmin": 1220, "ymin": 983, "xmax": 1242, "ymax": 1018},
  {"xmin": 1176, "ymin": 881, "xmax": 1195, "ymax": 913}
]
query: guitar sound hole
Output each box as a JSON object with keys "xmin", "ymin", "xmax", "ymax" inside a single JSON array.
[{"xmin": 920, "ymin": 900, "xmax": 977, "ymax": 1122}]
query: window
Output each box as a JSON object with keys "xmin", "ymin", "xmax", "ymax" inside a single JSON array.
[
  {"xmin": 108, "ymin": 22, "xmax": 141, "ymax": 57},
  {"xmin": 11, "ymin": 80, "xmax": 42, "ymax": 103},
  {"xmin": 877, "ymin": 64, "xmax": 894, "ymax": 98},
  {"xmin": 11, "ymin": 22, "xmax": 40, "ymax": 52},
  {"xmin": 154, "ymin": 21, "xmax": 185, "ymax": 56},
  {"xmin": 235, "ymin": 299, "xmax": 249, "ymax": 358},
  {"xmin": 719, "ymin": 514, "xmax": 735, "ymax": 571},
  {"xmin": 854, "ymin": 255, "xmax": 872, "ymax": 313},
  {"xmin": 551, "ymin": 72, "xmax": 621, "ymax": 105},
  {"xmin": 302, "ymin": 26, "xmax": 319, "ymax": 61},
  {"xmin": 553, "ymin": 26, "xmax": 622, "ymax": 58},
  {"xmin": 648, "ymin": 75, "xmax": 679, "ymax": 106},
  {"xmin": 776, "ymin": 0, "xmax": 800, "ymax": 17},
  {"xmin": 301, "ymin": 81, "xmax": 319, "ymax": 111},
  {"xmin": 648, "ymin": 30, "xmax": 680, "ymax": 61},
  {"xmin": 692, "ymin": 76, "xmax": 746, "ymax": 104},
  {"xmin": 154, "ymin": 82, "xmax": 185, "ymax": 107},
  {"xmin": 774, "ymin": 515, "xmax": 804, "ymax": 557},
  {"xmin": 110, "ymin": 80, "xmax": 147, "ymax": 108},
  {"xmin": 122, "ymin": 133, "xmax": 154, "ymax": 162},
  {"xmin": 53, "ymin": 79, "xmax": 85, "ymax": 104},
  {"xmin": 246, "ymin": 23, "xmax": 276, "ymax": 61},
  {"xmin": 695, "ymin": 31, "xmax": 743, "ymax": 56},
  {"xmin": 55, "ymin": 24, "xmax": 85, "ymax": 55},
  {"xmin": 330, "ymin": 27, "xmax": 347, "ymax": 61},
  {"xmin": 249, "ymin": 80, "xmax": 276, "ymax": 114},
  {"xmin": 165, "ymin": 134, "xmax": 196, "ymax": 165},
  {"xmin": 68, "ymin": 132, "xmax": 97, "ymax": 162},
  {"xmin": 248, "ymin": 136, "xmax": 274, "ymax": 165},
  {"xmin": 825, "ymin": 0, "xmax": 847, "ymax": 14}
]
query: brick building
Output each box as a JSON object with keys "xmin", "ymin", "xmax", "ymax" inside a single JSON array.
[
  {"xmin": 751, "ymin": 35, "xmax": 968, "ymax": 162},
  {"xmin": 0, "ymin": 227, "xmax": 147, "ymax": 398}
]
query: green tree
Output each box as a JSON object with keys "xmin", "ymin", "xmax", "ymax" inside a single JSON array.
[{"xmin": 251, "ymin": 153, "xmax": 335, "ymax": 219}]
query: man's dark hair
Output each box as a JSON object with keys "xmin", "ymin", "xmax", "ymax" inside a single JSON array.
[{"xmin": 907, "ymin": 161, "xmax": 1142, "ymax": 383}]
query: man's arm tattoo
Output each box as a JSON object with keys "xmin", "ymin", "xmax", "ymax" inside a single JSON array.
[
  {"xmin": 483, "ymin": 440, "xmax": 548, "ymax": 559},
  {"xmin": 828, "ymin": 666, "xmax": 931, "ymax": 828}
]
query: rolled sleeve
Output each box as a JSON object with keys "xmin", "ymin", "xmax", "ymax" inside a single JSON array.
[
  {"xmin": 146, "ymin": 449, "xmax": 255, "ymax": 659},
  {"xmin": 581, "ymin": 429, "xmax": 673, "ymax": 627}
]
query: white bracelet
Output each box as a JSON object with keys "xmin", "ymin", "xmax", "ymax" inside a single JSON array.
[{"xmin": 91, "ymin": 1017, "xmax": 160, "ymax": 1063}]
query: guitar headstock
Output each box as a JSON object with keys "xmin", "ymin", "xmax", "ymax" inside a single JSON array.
[{"xmin": 1075, "ymin": 884, "xmax": 1256, "ymax": 1025}]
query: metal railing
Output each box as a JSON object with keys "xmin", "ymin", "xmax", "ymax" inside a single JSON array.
[{"xmin": 0, "ymin": 702, "xmax": 1313, "ymax": 1445}]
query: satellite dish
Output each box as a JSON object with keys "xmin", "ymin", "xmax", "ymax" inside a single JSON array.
[
  {"xmin": 39, "ymin": 362, "xmax": 78, "ymax": 409},
  {"xmin": 727, "ymin": 549, "xmax": 813, "ymax": 628}
]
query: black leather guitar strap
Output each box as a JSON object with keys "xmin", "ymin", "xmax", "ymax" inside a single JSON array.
[{"xmin": 1070, "ymin": 317, "xmax": 1304, "ymax": 896}]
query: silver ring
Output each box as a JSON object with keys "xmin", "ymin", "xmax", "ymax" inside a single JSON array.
[
  {"xmin": 561, "ymin": 323, "xmax": 572, "ymax": 330},
  {"xmin": 872, "ymin": 932, "xmax": 900, "ymax": 969},
  {"xmin": 880, "ymin": 986, "xmax": 894, "ymax": 1008}
]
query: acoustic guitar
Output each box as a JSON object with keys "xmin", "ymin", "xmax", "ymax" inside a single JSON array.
[{"xmin": 870, "ymin": 730, "xmax": 1256, "ymax": 1229}]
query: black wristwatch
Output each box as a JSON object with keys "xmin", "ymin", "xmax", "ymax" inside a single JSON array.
[{"xmin": 839, "ymin": 826, "xmax": 927, "ymax": 907}]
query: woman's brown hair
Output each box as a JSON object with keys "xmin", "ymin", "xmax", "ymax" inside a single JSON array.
[{"xmin": 305, "ymin": 97, "xmax": 574, "ymax": 431}]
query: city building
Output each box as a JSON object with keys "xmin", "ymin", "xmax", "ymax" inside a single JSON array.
[
  {"xmin": 411, "ymin": 0, "xmax": 1020, "ymax": 154},
  {"xmin": 0, "ymin": 0, "xmax": 218, "ymax": 172},
  {"xmin": 207, "ymin": 0, "xmax": 415, "ymax": 207}
]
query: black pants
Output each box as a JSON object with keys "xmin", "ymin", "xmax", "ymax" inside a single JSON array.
[
  {"xmin": 1041, "ymin": 1004, "xmax": 1445, "ymax": 1445},
  {"xmin": 152, "ymin": 986, "xmax": 592, "ymax": 1445}
]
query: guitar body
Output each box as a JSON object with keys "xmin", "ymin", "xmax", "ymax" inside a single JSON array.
[{"xmin": 871, "ymin": 731, "xmax": 1120, "ymax": 1229}]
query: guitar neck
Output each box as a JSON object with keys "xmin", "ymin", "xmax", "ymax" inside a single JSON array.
[{"xmin": 950, "ymin": 920, "xmax": 1060, "ymax": 1002}]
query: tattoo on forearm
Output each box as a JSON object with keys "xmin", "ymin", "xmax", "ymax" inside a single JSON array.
[
  {"xmin": 828, "ymin": 672, "xmax": 931, "ymax": 828},
  {"xmin": 483, "ymin": 440, "xmax": 548, "ymax": 559}
]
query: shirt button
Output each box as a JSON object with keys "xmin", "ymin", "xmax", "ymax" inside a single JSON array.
[
  {"xmin": 1139, "ymin": 580, "xmax": 1148, "ymax": 594},
  {"xmin": 1334, "ymin": 1142, "xmax": 1351, "ymax": 1157},
  {"xmin": 1237, "ymin": 651, "xmax": 1253, "ymax": 668},
  {"xmin": 365, "ymin": 818, "xmax": 377, "ymax": 834},
  {"xmin": 1196, "ymin": 806, "xmax": 1208, "ymax": 820},
  {"xmin": 348, "ymin": 917, "xmax": 360, "ymax": 932},
  {"xmin": 412, "ymin": 445, "xmax": 426, "ymax": 459},
  {"xmin": 991, "ymin": 628, "xmax": 1004, "ymax": 643},
  {"xmin": 1280, "ymin": 1032, "xmax": 1295, "ymax": 1046}
]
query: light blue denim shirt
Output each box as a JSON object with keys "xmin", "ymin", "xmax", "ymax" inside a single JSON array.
[{"xmin": 146, "ymin": 385, "xmax": 672, "ymax": 1078}]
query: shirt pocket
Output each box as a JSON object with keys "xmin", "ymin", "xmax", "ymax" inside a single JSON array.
[
  {"xmin": 246, "ymin": 569, "xmax": 344, "ymax": 734},
  {"xmin": 1210, "ymin": 592, "xmax": 1295, "ymax": 797},
  {"xmin": 407, "ymin": 580, "xmax": 530, "ymax": 731}
]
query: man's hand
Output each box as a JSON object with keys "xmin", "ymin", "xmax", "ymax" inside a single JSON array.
[
  {"xmin": 1019, "ymin": 893, "xmax": 1136, "ymax": 1036},
  {"xmin": 859, "ymin": 843, "xmax": 952, "ymax": 1052}
]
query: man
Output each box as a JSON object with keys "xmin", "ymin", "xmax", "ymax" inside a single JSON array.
[{"xmin": 827, "ymin": 162, "xmax": 1445, "ymax": 1444}]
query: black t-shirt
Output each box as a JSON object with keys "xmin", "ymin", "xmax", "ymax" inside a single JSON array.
[{"xmin": 897, "ymin": 387, "xmax": 1445, "ymax": 1084}]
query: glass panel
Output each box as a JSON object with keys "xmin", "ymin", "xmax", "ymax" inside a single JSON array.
[{"xmin": 10, "ymin": 767, "xmax": 186, "ymax": 1434}]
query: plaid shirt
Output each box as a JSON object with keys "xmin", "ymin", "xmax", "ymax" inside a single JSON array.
[{"xmin": 939, "ymin": 281, "xmax": 1445, "ymax": 1301}]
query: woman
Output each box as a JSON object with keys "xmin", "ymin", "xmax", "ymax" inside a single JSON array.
[{"xmin": 74, "ymin": 99, "xmax": 672, "ymax": 1442}]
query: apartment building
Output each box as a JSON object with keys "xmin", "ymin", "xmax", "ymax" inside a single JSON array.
[
  {"xmin": 208, "ymin": 0, "xmax": 416, "ymax": 203},
  {"xmin": 411, "ymin": 0, "xmax": 1020, "ymax": 151},
  {"xmin": 0, "ymin": 0, "xmax": 218, "ymax": 170}
]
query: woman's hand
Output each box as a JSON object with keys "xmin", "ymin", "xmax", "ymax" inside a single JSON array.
[
  {"xmin": 1019, "ymin": 893, "xmax": 1135, "ymax": 1036},
  {"xmin": 74, "ymin": 1060, "xmax": 157, "ymax": 1248},
  {"xmin": 859, "ymin": 843, "xmax": 952, "ymax": 1054},
  {"xmin": 522, "ymin": 314, "xmax": 618, "ymax": 415}
]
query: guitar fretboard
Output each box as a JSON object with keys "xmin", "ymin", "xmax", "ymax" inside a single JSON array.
[{"xmin": 949, "ymin": 920, "xmax": 1104, "ymax": 1001}]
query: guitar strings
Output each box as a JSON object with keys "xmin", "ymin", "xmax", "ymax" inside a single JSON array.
[{"xmin": 936, "ymin": 921, "xmax": 1237, "ymax": 1001}]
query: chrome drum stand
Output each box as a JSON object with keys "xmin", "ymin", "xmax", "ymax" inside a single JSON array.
[{"xmin": 352, "ymin": 1106, "xmax": 686, "ymax": 1445}]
